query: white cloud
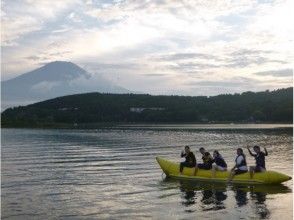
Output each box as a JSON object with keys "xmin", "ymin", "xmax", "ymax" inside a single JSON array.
[
  {"xmin": 254, "ymin": 69, "xmax": 293, "ymax": 77},
  {"xmin": 67, "ymin": 12, "xmax": 82, "ymax": 23},
  {"xmin": 1, "ymin": 0, "xmax": 293, "ymax": 95},
  {"xmin": 31, "ymin": 81, "xmax": 60, "ymax": 92},
  {"xmin": 1, "ymin": 0, "xmax": 81, "ymax": 46},
  {"xmin": 1, "ymin": 15, "xmax": 41, "ymax": 46}
]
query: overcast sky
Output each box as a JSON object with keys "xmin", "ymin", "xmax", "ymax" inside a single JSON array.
[{"xmin": 1, "ymin": 0, "xmax": 293, "ymax": 96}]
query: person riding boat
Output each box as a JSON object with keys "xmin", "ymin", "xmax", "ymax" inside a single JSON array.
[
  {"xmin": 211, "ymin": 150, "xmax": 227, "ymax": 177},
  {"xmin": 194, "ymin": 147, "xmax": 213, "ymax": 175},
  {"xmin": 228, "ymin": 148, "xmax": 248, "ymax": 182},
  {"xmin": 247, "ymin": 145, "xmax": 268, "ymax": 179},
  {"xmin": 179, "ymin": 145, "xmax": 196, "ymax": 175}
]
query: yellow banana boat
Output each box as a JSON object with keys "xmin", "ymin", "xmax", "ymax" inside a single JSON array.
[{"xmin": 156, "ymin": 157, "xmax": 292, "ymax": 185}]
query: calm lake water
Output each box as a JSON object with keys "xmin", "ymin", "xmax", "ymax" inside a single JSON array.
[{"xmin": 1, "ymin": 124, "xmax": 293, "ymax": 219}]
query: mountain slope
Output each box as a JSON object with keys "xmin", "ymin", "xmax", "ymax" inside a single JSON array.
[
  {"xmin": 1, "ymin": 61, "xmax": 129, "ymax": 109},
  {"xmin": 1, "ymin": 87, "xmax": 292, "ymax": 127}
]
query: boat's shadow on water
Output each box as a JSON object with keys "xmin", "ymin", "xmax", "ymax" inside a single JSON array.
[{"xmin": 159, "ymin": 177, "xmax": 291, "ymax": 218}]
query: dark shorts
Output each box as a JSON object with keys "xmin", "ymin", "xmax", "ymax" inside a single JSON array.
[
  {"xmin": 254, "ymin": 166, "xmax": 265, "ymax": 172},
  {"xmin": 180, "ymin": 162, "xmax": 195, "ymax": 172},
  {"xmin": 234, "ymin": 169, "xmax": 247, "ymax": 175},
  {"xmin": 197, "ymin": 163, "xmax": 212, "ymax": 170}
]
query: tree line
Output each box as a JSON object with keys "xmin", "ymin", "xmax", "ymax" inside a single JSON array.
[{"xmin": 1, "ymin": 87, "xmax": 293, "ymax": 127}]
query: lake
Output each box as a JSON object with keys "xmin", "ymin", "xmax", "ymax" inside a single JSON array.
[{"xmin": 1, "ymin": 124, "xmax": 293, "ymax": 219}]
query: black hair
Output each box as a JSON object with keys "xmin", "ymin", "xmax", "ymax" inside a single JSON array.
[
  {"xmin": 185, "ymin": 145, "xmax": 190, "ymax": 149},
  {"xmin": 204, "ymin": 152, "xmax": 211, "ymax": 156},
  {"xmin": 199, "ymin": 147, "xmax": 205, "ymax": 151},
  {"xmin": 253, "ymin": 145, "xmax": 260, "ymax": 150},
  {"xmin": 237, "ymin": 148, "xmax": 245, "ymax": 157},
  {"xmin": 214, "ymin": 150, "xmax": 223, "ymax": 159},
  {"xmin": 213, "ymin": 150, "xmax": 220, "ymax": 156},
  {"xmin": 237, "ymin": 148, "xmax": 246, "ymax": 162}
]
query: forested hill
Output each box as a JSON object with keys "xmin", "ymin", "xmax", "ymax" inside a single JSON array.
[{"xmin": 1, "ymin": 87, "xmax": 293, "ymax": 127}]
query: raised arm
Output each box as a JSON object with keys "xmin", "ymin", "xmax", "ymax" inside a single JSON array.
[
  {"xmin": 264, "ymin": 147, "xmax": 268, "ymax": 156},
  {"xmin": 246, "ymin": 145, "xmax": 255, "ymax": 156}
]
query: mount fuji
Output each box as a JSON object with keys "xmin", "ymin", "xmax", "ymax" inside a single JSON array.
[{"xmin": 1, "ymin": 61, "xmax": 129, "ymax": 109}]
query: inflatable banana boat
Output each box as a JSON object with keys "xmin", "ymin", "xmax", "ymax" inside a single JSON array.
[{"xmin": 156, "ymin": 157, "xmax": 291, "ymax": 185}]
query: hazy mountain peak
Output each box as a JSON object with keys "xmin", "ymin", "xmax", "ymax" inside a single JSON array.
[
  {"xmin": 41, "ymin": 61, "xmax": 87, "ymax": 74},
  {"xmin": 1, "ymin": 61, "xmax": 129, "ymax": 109},
  {"xmin": 45, "ymin": 60, "xmax": 73, "ymax": 65}
]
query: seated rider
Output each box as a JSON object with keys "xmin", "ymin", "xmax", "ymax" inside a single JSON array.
[
  {"xmin": 194, "ymin": 147, "xmax": 213, "ymax": 175},
  {"xmin": 179, "ymin": 145, "xmax": 196, "ymax": 175},
  {"xmin": 211, "ymin": 150, "xmax": 227, "ymax": 177},
  {"xmin": 247, "ymin": 145, "xmax": 268, "ymax": 178},
  {"xmin": 228, "ymin": 148, "xmax": 248, "ymax": 182}
]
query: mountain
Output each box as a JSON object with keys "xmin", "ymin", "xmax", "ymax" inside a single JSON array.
[
  {"xmin": 2, "ymin": 87, "xmax": 292, "ymax": 128},
  {"xmin": 1, "ymin": 61, "xmax": 129, "ymax": 109}
]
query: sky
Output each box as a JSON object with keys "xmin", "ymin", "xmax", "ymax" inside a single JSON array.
[{"xmin": 1, "ymin": 0, "xmax": 293, "ymax": 96}]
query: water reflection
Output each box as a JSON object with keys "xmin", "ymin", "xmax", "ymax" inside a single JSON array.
[
  {"xmin": 201, "ymin": 189, "xmax": 227, "ymax": 211},
  {"xmin": 243, "ymin": 184, "xmax": 290, "ymax": 219},
  {"xmin": 179, "ymin": 181, "xmax": 228, "ymax": 211},
  {"xmin": 2, "ymin": 128, "xmax": 292, "ymax": 219},
  {"xmin": 163, "ymin": 178, "xmax": 291, "ymax": 217},
  {"xmin": 251, "ymin": 191, "xmax": 269, "ymax": 219},
  {"xmin": 180, "ymin": 185, "xmax": 196, "ymax": 206},
  {"xmin": 233, "ymin": 185, "xmax": 271, "ymax": 218},
  {"xmin": 233, "ymin": 186, "xmax": 248, "ymax": 207}
]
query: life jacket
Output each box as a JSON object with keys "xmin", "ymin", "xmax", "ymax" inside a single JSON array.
[
  {"xmin": 215, "ymin": 155, "xmax": 227, "ymax": 168},
  {"xmin": 202, "ymin": 152, "xmax": 213, "ymax": 165},
  {"xmin": 183, "ymin": 152, "xmax": 196, "ymax": 166},
  {"xmin": 255, "ymin": 152, "xmax": 266, "ymax": 168},
  {"xmin": 235, "ymin": 154, "xmax": 247, "ymax": 168}
]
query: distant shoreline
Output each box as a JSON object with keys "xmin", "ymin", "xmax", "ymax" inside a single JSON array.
[
  {"xmin": 2, "ymin": 88, "xmax": 292, "ymax": 128},
  {"xmin": 2, "ymin": 122, "xmax": 293, "ymax": 129}
]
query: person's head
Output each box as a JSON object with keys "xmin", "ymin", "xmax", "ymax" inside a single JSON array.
[
  {"xmin": 237, "ymin": 148, "xmax": 243, "ymax": 156},
  {"xmin": 199, "ymin": 147, "xmax": 205, "ymax": 155},
  {"xmin": 253, "ymin": 145, "xmax": 260, "ymax": 153},
  {"xmin": 213, "ymin": 150, "xmax": 220, "ymax": 158},
  {"xmin": 185, "ymin": 145, "xmax": 190, "ymax": 153}
]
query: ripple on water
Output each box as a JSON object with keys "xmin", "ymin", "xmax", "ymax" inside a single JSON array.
[{"xmin": 1, "ymin": 126, "xmax": 293, "ymax": 219}]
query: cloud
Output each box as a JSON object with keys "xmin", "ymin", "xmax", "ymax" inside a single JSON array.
[
  {"xmin": 254, "ymin": 69, "xmax": 293, "ymax": 77},
  {"xmin": 25, "ymin": 55, "xmax": 41, "ymax": 61},
  {"xmin": 1, "ymin": 0, "xmax": 80, "ymax": 46},
  {"xmin": 81, "ymin": 62, "xmax": 142, "ymax": 72},
  {"xmin": 225, "ymin": 56, "xmax": 285, "ymax": 68},
  {"xmin": 31, "ymin": 81, "xmax": 61, "ymax": 92},
  {"xmin": 85, "ymin": 0, "xmax": 256, "ymax": 24},
  {"xmin": 154, "ymin": 53, "xmax": 219, "ymax": 61},
  {"xmin": 25, "ymin": 51, "xmax": 72, "ymax": 62},
  {"xmin": 168, "ymin": 62, "xmax": 220, "ymax": 73},
  {"xmin": 142, "ymin": 73, "xmax": 168, "ymax": 77},
  {"xmin": 185, "ymin": 76, "xmax": 260, "ymax": 87},
  {"xmin": 67, "ymin": 12, "xmax": 82, "ymax": 23},
  {"xmin": 1, "ymin": 15, "xmax": 41, "ymax": 46},
  {"xmin": 230, "ymin": 49, "xmax": 272, "ymax": 56},
  {"xmin": 1, "ymin": 0, "xmax": 293, "ymax": 95},
  {"xmin": 225, "ymin": 49, "xmax": 288, "ymax": 68}
]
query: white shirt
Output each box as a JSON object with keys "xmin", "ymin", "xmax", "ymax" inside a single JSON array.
[{"xmin": 236, "ymin": 155, "xmax": 247, "ymax": 171}]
